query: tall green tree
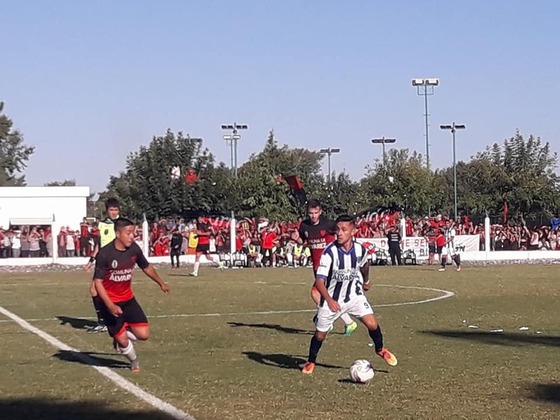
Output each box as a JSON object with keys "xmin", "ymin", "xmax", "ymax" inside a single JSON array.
[
  {"xmin": 103, "ymin": 129, "xmax": 233, "ymax": 220},
  {"xmin": 0, "ymin": 102, "xmax": 35, "ymax": 186}
]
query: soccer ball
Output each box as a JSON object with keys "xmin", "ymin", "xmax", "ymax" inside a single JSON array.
[{"xmin": 349, "ymin": 359, "xmax": 375, "ymax": 383}]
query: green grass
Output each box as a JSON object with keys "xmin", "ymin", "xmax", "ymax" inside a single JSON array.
[{"xmin": 1, "ymin": 264, "xmax": 560, "ymax": 419}]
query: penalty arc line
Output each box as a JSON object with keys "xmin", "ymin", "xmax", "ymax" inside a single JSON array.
[
  {"xmin": 0, "ymin": 285, "xmax": 455, "ymax": 323},
  {"xmin": 0, "ymin": 305, "xmax": 194, "ymax": 420}
]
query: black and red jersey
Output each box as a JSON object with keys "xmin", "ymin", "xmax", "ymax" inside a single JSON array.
[
  {"xmin": 298, "ymin": 216, "xmax": 337, "ymax": 271},
  {"xmin": 93, "ymin": 241, "xmax": 149, "ymax": 303}
]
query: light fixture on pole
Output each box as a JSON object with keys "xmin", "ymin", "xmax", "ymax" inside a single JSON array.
[
  {"xmin": 221, "ymin": 123, "xmax": 248, "ymax": 177},
  {"xmin": 440, "ymin": 122, "xmax": 466, "ymax": 221},
  {"xmin": 412, "ymin": 78, "xmax": 439, "ymax": 171},
  {"xmin": 318, "ymin": 147, "xmax": 341, "ymax": 183},
  {"xmin": 371, "ymin": 137, "xmax": 397, "ymax": 169}
]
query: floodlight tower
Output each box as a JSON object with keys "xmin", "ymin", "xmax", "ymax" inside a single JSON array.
[
  {"xmin": 371, "ymin": 137, "xmax": 397, "ymax": 169},
  {"xmin": 319, "ymin": 147, "xmax": 341, "ymax": 183},
  {"xmin": 221, "ymin": 123, "xmax": 248, "ymax": 177},
  {"xmin": 440, "ymin": 122, "xmax": 466, "ymax": 221},
  {"xmin": 412, "ymin": 78, "xmax": 439, "ymax": 170}
]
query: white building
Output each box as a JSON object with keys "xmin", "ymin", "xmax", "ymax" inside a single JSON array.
[{"xmin": 0, "ymin": 186, "xmax": 90, "ymax": 231}]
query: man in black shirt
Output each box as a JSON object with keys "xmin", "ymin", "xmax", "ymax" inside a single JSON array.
[{"xmin": 386, "ymin": 225, "xmax": 402, "ymax": 266}]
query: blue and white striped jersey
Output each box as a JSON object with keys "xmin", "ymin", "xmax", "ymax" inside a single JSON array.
[{"xmin": 316, "ymin": 240, "xmax": 369, "ymax": 305}]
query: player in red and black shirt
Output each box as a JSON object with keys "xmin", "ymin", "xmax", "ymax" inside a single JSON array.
[
  {"xmin": 292, "ymin": 199, "xmax": 358, "ymax": 336},
  {"xmin": 93, "ymin": 218, "xmax": 169, "ymax": 372},
  {"xmin": 189, "ymin": 216, "xmax": 224, "ymax": 277}
]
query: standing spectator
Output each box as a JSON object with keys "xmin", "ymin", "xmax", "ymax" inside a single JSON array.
[
  {"xmin": 28, "ymin": 226, "xmax": 41, "ymax": 258},
  {"xmin": 386, "ymin": 225, "xmax": 402, "ymax": 266},
  {"xmin": 2, "ymin": 231, "xmax": 11, "ymax": 258},
  {"xmin": 170, "ymin": 230, "xmax": 183, "ymax": 269},
  {"xmin": 80, "ymin": 218, "xmax": 91, "ymax": 257},
  {"xmin": 20, "ymin": 228, "xmax": 30, "ymax": 258},
  {"xmin": 57, "ymin": 228, "xmax": 67, "ymax": 257},
  {"xmin": 11, "ymin": 231, "xmax": 21, "ymax": 258},
  {"xmin": 65, "ymin": 229, "xmax": 76, "ymax": 257}
]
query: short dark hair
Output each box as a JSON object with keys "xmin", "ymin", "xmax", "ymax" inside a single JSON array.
[
  {"xmin": 307, "ymin": 199, "xmax": 322, "ymax": 209},
  {"xmin": 105, "ymin": 198, "xmax": 120, "ymax": 210},
  {"xmin": 114, "ymin": 217, "xmax": 134, "ymax": 231},
  {"xmin": 335, "ymin": 214, "xmax": 356, "ymax": 226}
]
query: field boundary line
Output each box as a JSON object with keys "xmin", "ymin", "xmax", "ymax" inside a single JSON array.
[{"xmin": 0, "ymin": 305, "xmax": 194, "ymax": 420}]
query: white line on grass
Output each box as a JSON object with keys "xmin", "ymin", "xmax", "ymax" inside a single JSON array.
[
  {"xmin": 0, "ymin": 285, "xmax": 454, "ymax": 323},
  {"xmin": 0, "ymin": 305, "xmax": 194, "ymax": 420}
]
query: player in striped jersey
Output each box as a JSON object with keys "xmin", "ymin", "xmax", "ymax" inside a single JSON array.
[
  {"xmin": 438, "ymin": 220, "xmax": 462, "ymax": 272},
  {"xmin": 301, "ymin": 214, "xmax": 397, "ymax": 375}
]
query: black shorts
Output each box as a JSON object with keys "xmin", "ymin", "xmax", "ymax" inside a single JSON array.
[
  {"xmin": 261, "ymin": 248, "xmax": 272, "ymax": 257},
  {"xmin": 428, "ymin": 244, "xmax": 436, "ymax": 254},
  {"xmin": 100, "ymin": 297, "xmax": 148, "ymax": 338},
  {"xmin": 196, "ymin": 243, "xmax": 210, "ymax": 253},
  {"xmin": 436, "ymin": 246, "xmax": 444, "ymax": 254}
]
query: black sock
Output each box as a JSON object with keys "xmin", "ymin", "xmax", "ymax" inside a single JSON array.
[
  {"xmin": 369, "ymin": 326, "xmax": 384, "ymax": 353},
  {"xmin": 92, "ymin": 296, "xmax": 105, "ymax": 325},
  {"xmin": 441, "ymin": 256, "xmax": 447, "ymax": 268},
  {"xmin": 453, "ymin": 254, "xmax": 461, "ymax": 266},
  {"xmin": 308, "ymin": 335, "xmax": 323, "ymax": 363}
]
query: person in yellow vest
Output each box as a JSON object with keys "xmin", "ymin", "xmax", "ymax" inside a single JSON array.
[
  {"xmin": 187, "ymin": 228, "xmax": 198, "ymax": 255},
  {"xmin": 84, "ymin": 198, "xmax": 120, "ymax": 333}
]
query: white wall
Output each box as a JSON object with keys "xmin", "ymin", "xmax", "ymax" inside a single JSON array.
[{"xmin": 0, "ymin": 186, "xmax": 90, "ymax": 229}]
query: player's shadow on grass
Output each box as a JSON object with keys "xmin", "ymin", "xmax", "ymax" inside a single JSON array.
[
  {"xmin": 422, "ymin": 330, "xmax": 560, "ymax": 347},
  {"xmin": 243, "ymin": 351, "xmax": 344, "ymax": 370},
  {"xmin": 57, "ymin": 315, "xmax": 97, "ymax": 330},
  {"xmin": 228, "ymin": 321, "xmax": 313, "ymax": 335},
  {"xmin": 527, "ymin": 383, "xmax": 560, "ymax": 404},
  {"xmin": 54, "ymin": 350, "xmax": 130, "ymax": 369},
  {"xmin": 0, "ymin": 397, "xmax": 172, "ymax": 420}
]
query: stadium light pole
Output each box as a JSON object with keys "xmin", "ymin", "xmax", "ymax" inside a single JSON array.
[
  {"xmin": 440, "ymin": 122, "xmax": 466, "ymax": 221},
  {"xmin": 319, "ymin": 147, "xmax": 341, "ymax": 183},
  {"xmin": 221, "ymin": 123, "xmax": 248, "ymax": 177},
  {"xmin": 371, "ymin": 137, "xmax": 397, "ymax": 169},
  {"xmin": 412, "ymin": 78, "xmax": 439, "ymax": 171}
]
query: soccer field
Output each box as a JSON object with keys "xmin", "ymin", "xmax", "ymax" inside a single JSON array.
[{"xmin": 0, "ymin": 264, "xmax": 559, "ymax": 419}]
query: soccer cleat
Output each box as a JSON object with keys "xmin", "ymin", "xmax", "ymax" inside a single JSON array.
[
  {"xmin": 189, "ymin": 272, "xmax": 198, "ymax": 277},
  {"xmin": 219, "ymin": 263, "xmax": 225, "ymax": 271},
  {"xmin": 130, "ymin": 358, "xmax": 141, "ymax": 373},
  {"xmin": 343, "ymin": 321, "xmax": 358, "ymax": 337},
  {"xmin": 88, "ymin": 324, "xmax": 108, "ymax": 333},
  {"xmin": 456, "ymin": 266, "xmax": 462, "ymax": 272},
  {"xmin": 376, "ymin": 347, "xmax": 398, "ymax": 366},
  {"xmin": 301, "ymin": 361, "xmax": 315, "ymax": 375}
]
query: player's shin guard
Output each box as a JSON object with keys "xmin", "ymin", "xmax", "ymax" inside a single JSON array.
[
  {"xmin": 91, "ymin": 296, "xmax": 105, "ymax": 325},
  {"xmin": 368, "ymin": 326, "xmax": 384, "ymax": 353},
  {"xmin": 452, "ymin": 254, "xmax": 461, "ymax": 266},
  {"xmin": 120, "ymin": 340, "xmax": 138, "ymax": 362},
  {"xmin": 340, "ymin": 313, "xmax": 353, "ymax": 326},
  {"xmin": 308, "ymin": 335, "xmax": 323, "ymax": 363}
]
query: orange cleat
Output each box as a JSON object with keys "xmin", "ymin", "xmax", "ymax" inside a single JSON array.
[
  {"xmin": 376, "ymin": 347, "xmax": 398, "ymax": 366},
  {"xmin": 301, "ymin": 361, "xmax": 315, "ymax": 375}
]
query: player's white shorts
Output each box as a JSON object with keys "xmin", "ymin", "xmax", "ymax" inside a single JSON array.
[
  {"xmin": 446, "ymin": 245, "xmax": 456, "ymax": 257},
  {"xmin": 316, "ymin": 294, "xmax": 374, "ymax": 333}
]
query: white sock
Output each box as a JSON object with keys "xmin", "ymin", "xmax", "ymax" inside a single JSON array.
[
  {"xmin": 126, "ymin": 330, "xmax": 138, "ymax": 341},
  {"xmin": 340, "ymin": 313, "xmax": 354, "ymax": 326},
  {"xmin": 193, "ymin": 262, "xmax": 200, "ymax": 274},
  {"xmin": 119, "ymin": 340, "xmax": 137, "ymax": 362}
]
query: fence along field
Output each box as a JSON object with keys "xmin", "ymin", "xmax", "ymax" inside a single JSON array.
[{"xmin": 1, "ymin": 265, "xmax": 559, "ymax": 419}]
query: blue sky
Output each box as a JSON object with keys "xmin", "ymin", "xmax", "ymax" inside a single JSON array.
[{"xmin": 2, "ymin": 1, "xmax": 559, "ymax": 193}]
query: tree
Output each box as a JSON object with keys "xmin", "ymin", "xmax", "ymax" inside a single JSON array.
[
  {"xmin": 103, "ymin": 129, "xmax": 234, "ymax": 220},
  {"xmin": 44, "ymin": 179, "xmax": 77, "ymax": 186},
  {"xmin": 0, "ymin": 102, "xmax": 35, "ymax": 186},
  {"xmin": 472, "ymin": 131, "xmax": 559, "ymax": 219}
]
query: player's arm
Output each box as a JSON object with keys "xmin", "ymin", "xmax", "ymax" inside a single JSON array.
[
  {"xmin": 135, "ymin": 245, "xmax": 169, "ymax": 293},
  {"xmin": 94, "ymin": 277, "xmax": 122, "ymax": 317},
  {"xmin": 359, "ymin": 247, "xmax": 371, "ymax": 291},
  {"xmin": 313, "ymin": 252, "xmax": 340, "ymax": 312}
]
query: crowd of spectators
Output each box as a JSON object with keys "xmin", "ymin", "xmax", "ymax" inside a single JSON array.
[{"xmin": 1, "ymin": 213, "xmax": 559, "ymax": 260}]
